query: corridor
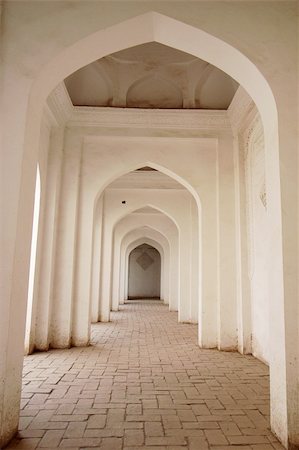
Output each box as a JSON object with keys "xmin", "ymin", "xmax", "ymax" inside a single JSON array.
[{"xmin": 10, "ymin": 301, "xmax": 282, "ymax": 450}]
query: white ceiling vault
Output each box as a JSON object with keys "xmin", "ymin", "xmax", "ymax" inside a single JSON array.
[
  {"xmin": 64, "ymin": 42, "xmax": 239, "ymax": 110},
  {"xmin": 107, "ymin": 168, "xmax": 185, "ymax": 190}
]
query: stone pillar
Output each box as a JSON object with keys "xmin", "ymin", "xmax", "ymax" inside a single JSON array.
[
  {"xmin": 198, "ymin": 196, "xmax": 218, "ymax": 349},
  {"xmin": 177, "ymin": 219, "xmax": 192, "ymax": 323},
  {"xmin": 24, "ymin": 166, "xmax": 42, "ymax": 356},
  {"xmin": 160, "ymin": 253, "xmax": 165, "ymax": 301},
  {"xmin": 71, "ymin": 155, "xmax": 99, "ymax": 346},
  {"xmin": 168, "ymin": 243, "xmax": 179, "ymax": 312},
  {"xmin": 99, "ymin": 217, "xmax": 113, "ymax": 322},
  {"xmin": 190, "ymin": 198, "xmax": 199, "ymax": 323},
  {"xmin": 124, "ymin": 252, "xmax": 129, "ymax": 302},
  {"xmin": 111, "ymin": 233, "xmax": 121, "ymax": 311},
  {"xmin": 233, "ymin": 135, "xmax": 252, "ymax": 354},
  {"xmin": 0, "ymin": 70, "xmax": 38, "ymax": 446},
  {"xmin": 35, "ymin": 127, "xmax": 64, "ymax": 350},
  {"xmin": 216, "ymin": 135, "xmax": 237, "ymax": 350},
  {"xmin": 50, "ymin": 131, "xmax": 82, "ymax": 348},
  {"xmin": 161, "ymin": 251, "xmax": 169, "ymax": 304},
  {"xmin": 90, "ymin": 196, "xmax": 104, "ymax": 322},
  {"xmin": 119, "ymin": 248, "xmax": 127, "ymax": 305},
  {"xmin": 266, "ymin": 125, "xmax": 299, "ymax": 449},
  {"xmin": 71, "ymin": 198, "xmax": 94, "ymax": 345}
]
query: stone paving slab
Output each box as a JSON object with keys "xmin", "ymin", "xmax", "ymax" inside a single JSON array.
[{"xmin": 6, "ymin": 301, "xmax": 284, "ymax": 449}]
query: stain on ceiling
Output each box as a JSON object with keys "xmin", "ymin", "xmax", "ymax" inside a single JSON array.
[{"xmin": 64, "ymin": 42, "xmax": 238, "ymax": 110}]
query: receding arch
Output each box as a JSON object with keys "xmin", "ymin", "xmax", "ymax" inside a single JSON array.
[
  {"xmin": 112, "ymin": 203, "xmax": 180, "ymax": 233},
  {"xmin": 23, "ymin": 13, "xmax": 279, "ymax": 221},
  {"xmin": 91, "ymin": 191, "xmax": 185, "ymax": 326},
  {"xmin": 94, "ymin": 159, "xmax": 202, "ymax": 214},
  {"xmin": 125, "ymin": 239, "xmax": 164, "ymax": 302},
  {"xmin": 110, "ymin": 205, "xmax": 179, "ymax": 305},
  {"xmin": 125, "ymin": 238, "xmax": 164, "ymax": 263},
  {"xmin": 91, "ymin": 153, "xmax": 202, "ymax": 327},
  {"xmin": 6, "ymin": 10, "xmax": 288, "ymax": 449},
  {"xmin": 116, "ymin": 226, "xmax": 173, "ymax": 310},
  {"xmin": 127, "ymin": 242, "xmax": 161, "ymax": 300},
  {"xmin": 123, "ymin": 237, "xmax": 166, "ymax": 306}
]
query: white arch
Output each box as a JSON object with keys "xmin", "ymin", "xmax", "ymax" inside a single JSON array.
[
  {"xmin": 4, "ymin": 11, "xmax": 290, "ymax": 449},
  {"xmin": 111, "ymin": 202, "xmax": 181, "ymax": 232},
  {"xmin": 87, "ymin": 158, "xmax": 201, "ymax": 327},
  {"xmin": 29, "ymin": 12, "xmax": 277, "ymax": 130},
  {"xmin": 108, "ymin": 207, "xmax": 180, "ymax": 316},
  {"xmin": 115, "ymin": 228, "xmax": 173, "ymax": 311},
  {"xmin": 118, "ymin": 233, "xmax": 167, "ymax": 309},
  {"xmin": 93, "ymin": 160, "xmax": 202, "ymax": 214},
  {"xmin": 125, "ymin": 239, "xmax": 164, "ymax": 302}
]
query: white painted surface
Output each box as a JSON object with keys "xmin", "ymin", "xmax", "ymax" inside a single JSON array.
[
  {"xmin": 98, "ymin": 186, "xmax": 198, "ymax": 325},
  {"xmin": 128, "ymin": 244, "xmax": 161, "ymax": 299},
  {"xmin": 0, "ymin": 4, "xmax": 297, "ymax": 448},
  {"xmin": 121, "ymin": 235, "xmax": 168, "ymax": 308},
  {"xmin": 244, "ymin": 113, "xmax": 269, "ymax": 364},
  {"xmin": 34, "ymin": 127, "xmax": 64, "ymax": 351},
  {"xmin": 24, "ymin": 169, "xmax": 41, "ymax": 354},
  {"xmin": 65, "ymin": 42, "xmax": 238, "ymax": 109},
  {"xmin": 112, "ymin": 216, "xmax": 175, "ymax": 311}
]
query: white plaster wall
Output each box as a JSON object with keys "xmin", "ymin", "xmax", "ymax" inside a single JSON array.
[
  {"xmin": 90, "ymin": 196, "xmax": 104, "ymax": 323},
  {"xmin": 191, "ymin": 197, "xmax": 200, "ymax": 323},
  {"xmin": 100, "ymin": 187, "xmax": 197, "ymax": 324},
  {"xmin": 128, "ymin": 245, "xmax": 161, "ymax": 299},
  {"xmin": 34, "ymin": 126, "xmax": 65, "ymax": 351},
  {"xmin": 31, "ymin": 128, "xmax": 238, "ymax": 352},
  {"xmin": 68, "ymin": 134, "xmax": 209, "ymax": 346},
  {"xmin": 24, "ymin": 168, "xmax": 41, "ymax": 355},
  {"xmin": 51, "ymin": 132, "xmax": 82, "ymax": 348},
  {"xmin": 26, "ymin": 115, "xmax": 52, "ymax": 354},
  {"xmin": 112, "ymin": 216, "xmax": 175, "ymax": 310},
  {"xmin": 1, "ymin": 4, "xmax": 298, "ymax": 447},
  {"xmin": 121, "ymin": 235, "xmax": 168, "ymax": 308},
  {"xmin": 244, "ymin": 115, "xmax": 269, "ymax": 364}
]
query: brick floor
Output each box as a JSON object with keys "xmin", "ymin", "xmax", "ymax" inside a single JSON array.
[{"xmin": 6, "ymin": 300, "xmax": 284, "ymax": 449}]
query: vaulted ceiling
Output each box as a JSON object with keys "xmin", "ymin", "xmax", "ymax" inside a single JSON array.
[
  {"xmin": 64, "ymin": 42, "xmax": 239, "ymax": 110},
  {"xmin": 107, "ymin": 167, "xmax": 184, "ymax": 190}
]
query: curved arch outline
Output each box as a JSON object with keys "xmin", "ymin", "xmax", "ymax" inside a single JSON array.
[
  {"xmin": 29, "ymin": 11, "xmax": 277, "ymax": 131},
  {"xmin": 128, "ymin": 240, "xmax": 162, "ymax": 258},
  {"xmin": 126, "ymin": 239, "xmax": 163, "ymax": 302},
  {"xmin": 8, "ymin": 10, "xmax": 286, "ymax": 448},
  {"xmin": 121, "ymin": 232, "xmax": 169, "ymax": 307},
  {"xmin": 111, "ymin": 202, "xmax": 180, "ymax": 233},
  {"xmin": 112, "ymin": 221, "xmax": 178, "ymax": 313},
  {"xmin": 94, "ymin": 160, "xmax": 202, "ymax": 215}
]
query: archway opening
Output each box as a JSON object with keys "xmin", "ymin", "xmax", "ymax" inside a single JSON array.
[
  {"xmin": 128, "ymin": 243, "xmax": 161, "ymax": 300},
  {"xmin": 3, "ymin": 10, "xmax": 290, "ymax": 450},
  {"xmin": 24, "ymin": 166, "xmax": 41, "ymax": 355},
  {"xmin": 113, "ymin": 229, "xmax": 172, "ymax": 313},
  {"xmin": 90, "ymin": 163, "xmax": 200, "ymax": 326}
]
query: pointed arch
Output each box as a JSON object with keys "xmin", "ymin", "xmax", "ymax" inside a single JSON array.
[
  {"xmin": 94, "ymin": 159, "xmax": 202, "ymax": 214},
  {"xmin": 112, "ymin": 219, "xmax": 178, "ymax": 313},
  {"xmin": 120, "ymin": 231, "xmax": 169, "ymax": 308},
  {"xmin": 29, "ymin": 11, "xmax": 277, "ymax": 131},
  {"xmin": 5, "ymin": 10, "xmax": 289, "ymax": 449},
  {"xmin": 112, "ymin": 203, "xmax": 180, "ymax": 233}
]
